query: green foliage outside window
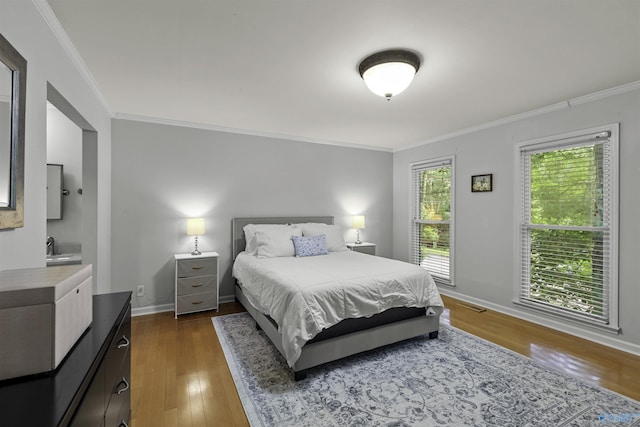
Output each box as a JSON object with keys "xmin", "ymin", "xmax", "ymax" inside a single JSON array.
[
  {"xmin": 527, "ymin": 144, "xmax": 605, "ymax": 316},
  {"xmin": 419, "ymin": 167, "xmax": 451, "ymax": 267},
  {"xmin": 530, "ymin": 145, "xmax": 604, "ymax": 227}
]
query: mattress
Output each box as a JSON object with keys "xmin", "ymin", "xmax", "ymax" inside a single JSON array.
[{"xmin": 232, "ymin": 250, "xmax": 444, "ymax": 366}]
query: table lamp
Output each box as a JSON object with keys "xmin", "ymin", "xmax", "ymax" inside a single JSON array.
[
  {"xmin": 187, "ymin": 218, "xmax": 205, "ymax": 255},
  {"xmin": 352, "ymin": 215, "xmax": 365, "ymax": 244}
]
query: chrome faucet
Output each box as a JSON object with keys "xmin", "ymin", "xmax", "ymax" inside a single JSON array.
[{"xmin": 46, "ymin": 236, "xmax": 55, "ymax": 256}]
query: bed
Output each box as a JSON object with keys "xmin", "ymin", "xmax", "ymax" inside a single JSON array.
[{"xmin": 232, "ymin": 216, "xmax": 444, "ymax": 380}]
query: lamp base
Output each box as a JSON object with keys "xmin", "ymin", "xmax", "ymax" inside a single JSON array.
[{"xmin": 191, "ymin": 235, "xmax": 202, "ymax": 255}]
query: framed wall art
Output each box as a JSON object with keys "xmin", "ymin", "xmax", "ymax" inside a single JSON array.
[{"xmin": 471, "ymin": 174, "xmax": 492, "ymax": 192}]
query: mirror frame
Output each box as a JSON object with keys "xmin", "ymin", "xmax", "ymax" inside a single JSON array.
[{"xmin": 0, "ymin": 33, "xmax": 26, "ymax": 229}]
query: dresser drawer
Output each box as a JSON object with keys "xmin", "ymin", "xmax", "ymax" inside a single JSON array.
[
  {"xmin": 105, "ymin": 306, "xmax": 131, "ymax": 427},
  {"xmin": 177, "ymin": 258, "xmax": 216, "ymax": 278},
  {"xmin": 177, "ymin": 275, "xmax": 216, "ymax": 296},
  {"xmin": 177, "ymin": 291, "xmax": 217, "ymax": 314},
  {"xmin": 105, "ymin": 353, "xmax": 130, "ymax": 427},
  {"xmin": 105, "ymin": 309, "xmax": 130, "ymax": 391}
]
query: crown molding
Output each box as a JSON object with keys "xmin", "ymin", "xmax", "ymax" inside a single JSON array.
[
  {"xmin": 112, "ymin": 113, "xmax": 393, "ymax": 153},
  {"xmin": 32, "ymin": 0, "xmax": 112, "ymax": 116},
  {"xmin": 567, "ymin": 80, "xmax": 640, "ymax": 106},
  {"xmin": 396, "ymin": 80, "xmax": 640, "ymax": 152}
]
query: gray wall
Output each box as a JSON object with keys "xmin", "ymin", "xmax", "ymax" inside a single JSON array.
[
  {"xmin": 111, "ymin": 119, "xmax": 393, "ymax": 310},
  {"xmin": 0, "ymin": 1, "xmax": 112, "ymax": 292},
  {"xmin": 393, "ymin": 87, "xmax": 640, "ymax": 353}
]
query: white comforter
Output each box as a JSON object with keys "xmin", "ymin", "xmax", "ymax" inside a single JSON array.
[{"xmin": 232, "ymin": 250, "xmax": 444, "ymax": 367}]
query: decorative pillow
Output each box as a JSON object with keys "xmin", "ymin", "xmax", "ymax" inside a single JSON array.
[
  {"xmin": 243, "ymin": 224, "xmax": 292, "ymax": 256},
  {"xmin": 255, "ymin": 227, "xmax": 303, "ymax": 258},
  {"xmin": 291, "ymin": 234, "xmax": 328, "ymax": 257},
  {"xmin": 301, "ymin": 224, "xmax": 347, "ymax": 252}
]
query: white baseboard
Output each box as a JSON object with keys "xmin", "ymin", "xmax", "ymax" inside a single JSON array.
[
  {"xmin": 131, "ymin": 294, "xmax": 237, "ymax": 317},
  {"xmin": 438, "ymin": 288, "xmax": 640, "ymax": 358},
  {"xmin": 219, "ymin": 294, "xmax": 236, "ymax": 304},
  {"xmin": 131, "ymin": 303, "xmax": 173, "ymax": 317}
]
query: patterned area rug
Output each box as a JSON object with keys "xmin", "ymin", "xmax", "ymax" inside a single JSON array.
[{"xmin": 213, "ymin": 313, "xmax": 640, "ymax": 426}]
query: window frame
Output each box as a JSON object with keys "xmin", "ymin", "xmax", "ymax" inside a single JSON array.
[
  {"xmin": 410, "ymin": 155, "xmax": 455, "ymax": 287},
  {"xmin": 514, "ymin": 124, "xmax": 619, "ymax": 332}
]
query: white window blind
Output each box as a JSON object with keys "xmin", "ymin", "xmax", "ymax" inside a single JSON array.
[
  {"xmin": 518, "ymin": 126, "xmax": 618, "ymax": 330},
  {"xmin": 411, "ymin": 157, "xmax": 454, "ymax": 286}
]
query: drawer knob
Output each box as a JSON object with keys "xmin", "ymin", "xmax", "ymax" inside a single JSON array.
[
  {"xmin": 116, "ymin": 377, "xmax": 130, "ymax": 395},
  {"xmin": 191, "ymin": 283, "xmax": 204, "ymax": 288},
  {"xmin": 117, "ymin": 335, "xmax": 130, "ymax": 349},
  {"xmin": 191, "ymin": 300, "xmax": 204, "ymax": 305},
  {"xmin": 191, "ymin": 265, "xmax": 204, "ymax": 270}
]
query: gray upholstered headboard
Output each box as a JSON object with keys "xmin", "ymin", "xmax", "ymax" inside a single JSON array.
[{"xmin": 232, "ymin": 216, "xmax": 334, "ymax": 260}]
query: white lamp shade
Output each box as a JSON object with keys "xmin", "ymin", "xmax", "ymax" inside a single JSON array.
[
  {"xmin": 352, "ymin": 215, "xmax": 365, "ymax": 229},
  {"xmin": 362, "ymin": 62, "xmax": 416, "ymax": 98},
  {"xmin": 187, "ymin": 218, "xmax": 205, "ymax": 236}
]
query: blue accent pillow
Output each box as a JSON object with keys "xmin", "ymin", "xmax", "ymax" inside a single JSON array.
[{"xmin": 292, "ymin": 234, "xmax": 328, "ymax": 257}]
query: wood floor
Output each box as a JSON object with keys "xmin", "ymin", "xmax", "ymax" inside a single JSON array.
[{"xmin": 130, "ymin": 295, "xmax": 640, "ymax": 427}]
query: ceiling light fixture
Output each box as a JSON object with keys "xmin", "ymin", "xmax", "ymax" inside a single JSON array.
[{"xmin": 359, "ymin": 49, "xmax": 421, "ymax": 101}]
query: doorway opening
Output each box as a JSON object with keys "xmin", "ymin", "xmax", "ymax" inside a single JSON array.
[{"xmin": 46, "ymin": 83, "xmax": 99, "ymax": 293}]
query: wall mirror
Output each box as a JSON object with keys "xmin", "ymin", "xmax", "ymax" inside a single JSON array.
[
  {"xmin": 46, "ymin": 163, "xmax": 64, "ymax": 220},
  {"xmin": 0, "ymin": 33, "xmax": 26, "ymax": 229}
]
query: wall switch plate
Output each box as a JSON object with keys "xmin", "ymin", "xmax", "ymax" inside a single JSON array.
[{"xmin": 136, "ymin": 285, "xmax": 144, "ymax": 297}]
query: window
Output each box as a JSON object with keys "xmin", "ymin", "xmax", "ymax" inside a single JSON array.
[
  {"xmin": 411, "ymin": 157, "xmax": 454, "ymax": 286},
  {"xmin": 517, "ymin": 125, "xmax": 619, "ymax": 331}
]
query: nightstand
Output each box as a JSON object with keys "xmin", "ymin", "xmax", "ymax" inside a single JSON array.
[
  {"xmin": 174, "ymin": 252, "xmax": 219, "ymax": 318},
  {"xmin": 346, "ymin": 242, "xmax": 376, "ymax": 256}
]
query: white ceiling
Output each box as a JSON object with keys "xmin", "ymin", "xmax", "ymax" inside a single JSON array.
[{"xmin": 46, "ymin": 0, "xmax": 640, "ymax": 151}]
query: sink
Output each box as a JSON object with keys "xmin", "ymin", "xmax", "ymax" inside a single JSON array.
[{"xmin": 47, "ymin": 253, "xmax": 82, "ymax": 266}]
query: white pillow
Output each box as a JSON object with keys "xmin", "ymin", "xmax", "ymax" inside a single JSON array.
[
  {"xmin": 300, "ymin": 224, "xmax": 347, "ymax": 252},
  {"xmin": 243, "ymin": 224, "xmax": 292, "ymax": 256},
  {"xmin": 297, "ymin": 223, "xmax": 326, "ymax": 235},
  {"xmin": 255, "ymin": 227, "xmax": 303, "ymax": 258},
  {"xmin": 295, "ymin": 222, "xmax": 328, "ymax": 229}
]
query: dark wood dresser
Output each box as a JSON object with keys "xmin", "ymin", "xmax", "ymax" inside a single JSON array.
[{"xmin": 0, "ymin": 292, "xmax": 132, "ymax": 426}]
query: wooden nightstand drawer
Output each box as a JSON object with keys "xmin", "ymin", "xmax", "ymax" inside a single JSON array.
[
  {"xmin": 177, "ymin": 258, "xmax": 216, "ymax": 278},
  {"xmin": 177, "ymin": 275, "xmax": 216, "ymax": 296},
  {"xmin": 176, "ymin": 292, "xmax": 217, "ymax": 313}
]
